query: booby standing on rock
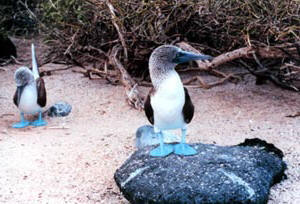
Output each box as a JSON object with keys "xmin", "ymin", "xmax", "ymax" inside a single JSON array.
[
  {"xmin": 144, "ymin": 45, "xmax": 212, "ymax": 157},
  {"xmin": 12, "ymin": 44, "xmax": 47, "ymax": 128}
]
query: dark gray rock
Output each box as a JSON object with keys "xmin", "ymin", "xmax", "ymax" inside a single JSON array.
[
  {"xmin": 114, "ymin": 138, "xmax": 286, "ymax": 204},
  {"xmin": 136, "ymin": 125, "xmax": 180, "ymax": 149},
  {"xmin": 47, "ymin": 101, "xmax": 72, "ymax": 117}
]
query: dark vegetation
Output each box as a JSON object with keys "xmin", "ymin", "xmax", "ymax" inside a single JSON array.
[{"xmin": 1, "ymin": 0, "xmax": 299, "ymax": 108}]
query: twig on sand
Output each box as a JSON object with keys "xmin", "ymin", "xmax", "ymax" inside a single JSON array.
[
  {"xmin": 0, "ymin": 114, "xmax": 14, "ymax": 118},
  {"xmin": 48, "ymin": 126, "xmax": 70, "ymax": 129},
  {"xmin": 286, "ymin": 112, "xmax": 300, "ymax": 118},
  {"xmin": 10, "ymin": 56, "xmax": 23, "ymax": 65},
  {"xmin": 40, "ymin": 66, "xmax": 73, "ymax": 77}
]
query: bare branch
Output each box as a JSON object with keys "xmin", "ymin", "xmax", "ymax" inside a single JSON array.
[
  {"xmin": 106, "ymin": 0, "xmax": 128, "ymax": 62},
  {"xmin": 177, "ymin": 41, "xmax": 255, "ymax": 70},
  {"xmin": 110, "ymin": 45, "xmax": 143, "ymax": 110}
]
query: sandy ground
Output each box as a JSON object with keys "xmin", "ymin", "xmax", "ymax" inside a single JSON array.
[{"xmin": 0, "ymin": 40, "xmax": 299, "ymax": 203}]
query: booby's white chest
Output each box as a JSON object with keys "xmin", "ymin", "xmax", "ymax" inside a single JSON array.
[
  {"xmin": 151, "ymin": 72, "xmax": 185, "ymax": 130},
  {"xmin": 18, "ymin": 82, "xmax": 41, "ymax": 114}
]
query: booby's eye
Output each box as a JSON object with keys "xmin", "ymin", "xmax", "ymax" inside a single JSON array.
[{"xmin": 175, "ymin": 52, "xmax": 184, "ymax": 59}]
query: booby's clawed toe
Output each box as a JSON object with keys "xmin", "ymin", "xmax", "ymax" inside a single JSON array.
[
  {"xmin": 174, "ymin": 143, "xmax": 197, "ymax": 156},
  {"xmin": 31, "ymin": 119, "xmax": 47, "ymax": 127},
  {"xmin": 12, "ymin": 120, "xmax": 30, "ymax": 128},
  {"xmin": 150, "ymin": 144, "xmax": 174, "ymax": 157}
]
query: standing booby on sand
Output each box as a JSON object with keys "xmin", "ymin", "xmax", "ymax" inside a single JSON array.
[
  {"xmin": 144, "ymin": 45, "xmax": 213, "ymax": 157},
  {"xmin": 12, "ymin": 44, "xmax": 47, "ymax": 128}
]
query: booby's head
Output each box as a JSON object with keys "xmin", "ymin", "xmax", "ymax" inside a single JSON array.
[
  {"xmin": 149, "ymin": 45, "xmax": 213, "ymax": 84},
  {"xmin": 149, "ymin": 45, "xmax": 212, "ymax": 72},
  {"xmin": 14, "ymin": 66, "xmax": 34, "ymax": 87}
]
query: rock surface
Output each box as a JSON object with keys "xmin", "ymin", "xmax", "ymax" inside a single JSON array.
[
  {"xmin": 47, "ymin": 101, "xmax": 72, "ymax": 117},
  {"xmin": 115, "ymin": 138, "xmax": 286, "ymax": 204},
  {"xmin": 135, "ymin": 125, "xmax": 180, "ymax": 149}
]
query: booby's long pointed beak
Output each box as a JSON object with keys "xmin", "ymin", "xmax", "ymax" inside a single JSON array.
[{"xmin": 173, "ymin": 50, "xmax": 213, "ymax": 64}]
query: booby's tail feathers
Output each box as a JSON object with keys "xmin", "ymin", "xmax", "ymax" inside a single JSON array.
[{"xmin": 31, "ymin": 43, "xmax": 39, "ymax": 79}]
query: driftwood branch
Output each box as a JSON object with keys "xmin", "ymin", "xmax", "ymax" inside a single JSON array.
[
  {"xmin": 177, "ymin": 42, "xmax": 254, "ymax": 70},
  {"xmin": 110, "ymin": 45, "xmax": 143, "ymax": 110},
  {"xmin": 177, "ymin": 41, "xmax": 299, "ymax": 91},
  {"xmin": 176, "ymin": 42, "xmax": 245, "ymax": 88}
]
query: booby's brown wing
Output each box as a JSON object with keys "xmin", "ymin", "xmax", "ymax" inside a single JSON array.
[
  {"xmin": 182, "ymin": 87, "xmax": 194, "ymax": 123},
  {"xmin": 36, "ymin": 77, "xmax": 47, "ymax": 107},
  {"xmin": 13, "ymin": 89, "xmax": 18, "ymax": 107},
  {"xmin": 13, "ymin": 85, "xmax": 25, "ymax": 107},
  {"xmin": 144, "ymin": 88, "xmax": 154, "ymax": 125}
]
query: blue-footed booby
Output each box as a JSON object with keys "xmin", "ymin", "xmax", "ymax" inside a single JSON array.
[
  {"xmin": 144, "ymin": 45, "xmax": 212, "ymax": 157},
  {"xmin": 12, "ymin": 44, "xmax": 47, "ymax": 128}
]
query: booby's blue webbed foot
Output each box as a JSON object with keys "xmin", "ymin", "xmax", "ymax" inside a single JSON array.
[
  {"xmin": 12, "ymin": 112, "xmax": 30, "ymax": 128},
  {"xmin": 174, "ymin": 127, "xmax": 197, "ymax": 156},
  {"xmin": 174, "ymin": 143, "xmax": 197, "ymax": 156},
  {"xmin": 150, "ymin": 130, "xmax": 174, "ymax": 157},
  {"xmin": 12, "ymin": 120, "xmax": 30, "ymax": 128},
  {"xmin": 150, "ymin": 143, "xmax": 174, "ymax": 157},
  {"xmin": 31, "ymin": 119, "xmax": 47, "ymax": 127},
  {"xmin": 31, "ymin": 111, "xmax": 47, "ymax": 127}
]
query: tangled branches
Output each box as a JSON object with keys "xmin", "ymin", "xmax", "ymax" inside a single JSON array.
[{"xmin": 37, "ymin": 0, "xmax": 299, "ymax": 109}]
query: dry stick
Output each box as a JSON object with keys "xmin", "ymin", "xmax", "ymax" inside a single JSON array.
[
  {"xmin": 73, "ymin": 67, "xmax": 118, "ymax": 83},
  {"xmin": 176, "ymin": 41, "xmax": 248, "ymax": 82},
  {"xmin": 72, "ymin": 69, "xmax": 96, "ymax": 80},
  {"xmin": 252, "ymin": 53, "xmax": 299, "ymax": 92},
  {"xmin": 0, "ymin": 59, "xmax": 12, "ymax": 66},
  {"xmin": 256, "ymin": 46, "xmax": 299, "ymax": 59},
  {"xmin": 176, "ymin": 42, "xmax": 254, "ymax": 70},
  {"xmin": 138, "ymin": 81, "xmax": 152, "ymax": 87},
  {"xmin": 40, "ymin": 66, "xmax": 73, "ymax": 76},
  {"xmin": 64, "ymin": 30, "xmax": 79, "ymax": 55},
  {"xmin": 282, "ymin": 63, "xmax": 300, "ymax": 70},
  {"xmin": 0, "ymin": 55, "xmax": 23, "ymax": 66},
  {"xmin": 110, "ymin": 45, "xmax": 143, "ymax": 110},
  {"xmin": 239, "ymin": 58, "xmax": 299, "ymax": 92},
  {"xmin": 106, "ymin": 0, "xmax": 128, "ymax": 62},
  {"xmin": 286, "ymin": 112, "xmax": 300, "ymax": 118},
  {"xmin": 11, "ymin": 56, "xmax": 23, "ymax": 65},
  {"xmin": 0, "ymin": 113, "xmax": 14, "ymax": 118},
  {"xmin": 176, "ymin": 42, "xmax": 250, "ymax": 88},
  {"xmin": 84, "ymin": 45, "xmax": 108, "ymax": 57}
]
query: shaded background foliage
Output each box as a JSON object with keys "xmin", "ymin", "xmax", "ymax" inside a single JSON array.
[
  {"xmin": 1, "ymin": 0, "xmax": 299, "ymax": 88},
  {"xmin": 0, "ymin": 0, "xmax": 40, "ymax": 36}
]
